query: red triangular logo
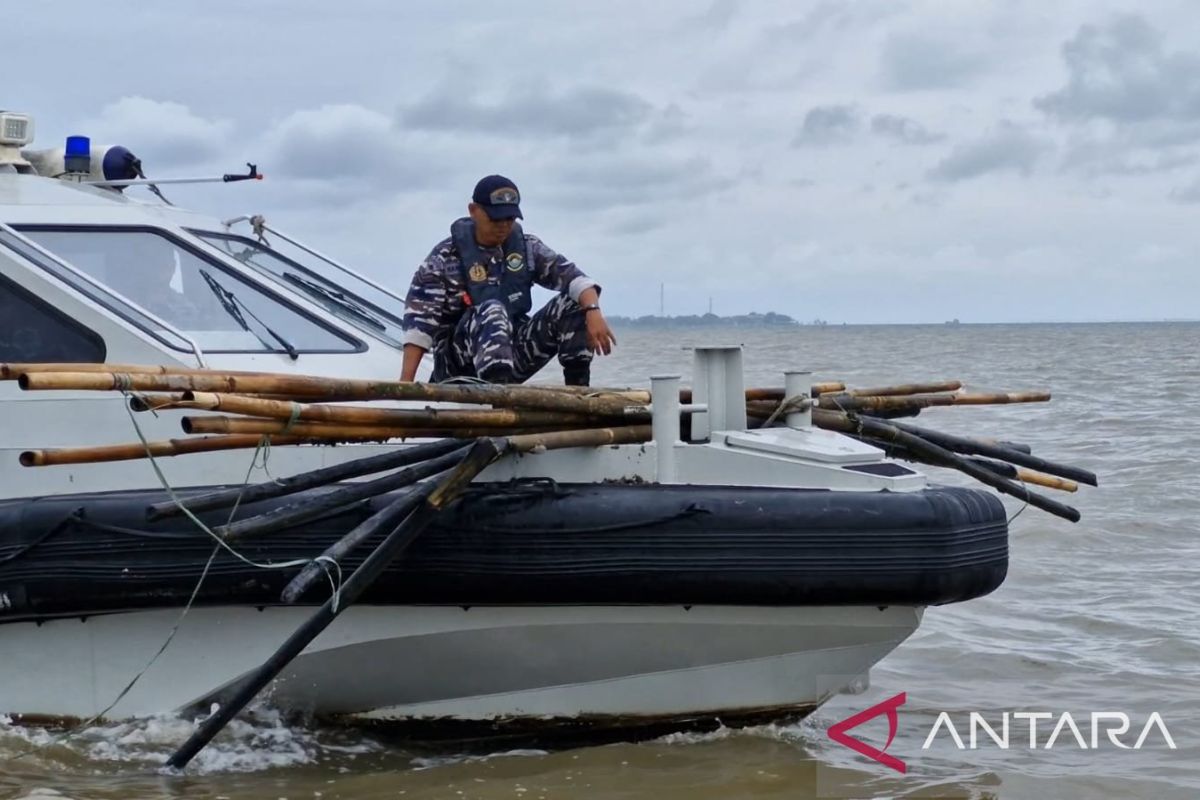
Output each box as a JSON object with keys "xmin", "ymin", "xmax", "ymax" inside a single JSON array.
[{"xmin": 827, "ymin": 691, "xmax": 907, "ymax": 774}]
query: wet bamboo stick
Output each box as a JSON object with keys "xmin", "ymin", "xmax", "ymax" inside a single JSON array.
[
  {"xmin": 813, "ymin": 409, "xmax": 1080, "ymax": 522},
  {"xmin": 505, "ymin": 425, "xmax": 653, "ymax": 452},
  {"xmin": 181, "ymin": 416, "xmax": 558, "ymax": 440},
  {"xmin": 888, "ymin": 419, "xmax": 1097, "ymax": 486},
  {"xmin": 145, "ymin": 438, "xmax": 470, "ymax": 520},
  {"xmin": 1015, "ymin": 469, "xmax": 1078, "ymax": 493},
  {"xmin": 844, "ymin": 381, "xmax": 962, "ymax": 397},
  {"xmin": 522, "ymin": 385, "xmax": 652, "ymax": 402},
  {"xmin": 176, "ymin": 391, "xmax": 612, "ymax": 429},
  {"xmin": 679, "ymin": 385, "xmax": 844, "ymax": 403},
  {"xmin": 18, "ymin": 371, "xmax": 644, "ymax": 416},
  {"xmin": 128, "ymin": 392, "xmax": 189, "ymax": 412},
  {"xmin": 817, "ymin": 391, "xmax": 1050, "ymax": 412},
  {"xmin": 216, "ymin": 447, "xmax": 471, "ymax": 541},
  {"xmin": 961, "ymin": 458, "xmax": 1077, "ymax": 492},
  {"xmin": 167, "ymin": 438, "xmax": 506, "ymax": 770},
  {"xmin": 280, "ymin": 475, "xmax": 445, "ymax": 604},
  {"xmin": 19, "ymin": 434, "xmax": 312, "ymax": 467},
  {"xmin": 860, "ymin": 436, "xmax": 1078, "ymax": 494}
]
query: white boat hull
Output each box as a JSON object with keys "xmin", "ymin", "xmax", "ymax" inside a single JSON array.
[{"xmin": 0, "ymin": 604, "xmax": 920, "ymax": 733}]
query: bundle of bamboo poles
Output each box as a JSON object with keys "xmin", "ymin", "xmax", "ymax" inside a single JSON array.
[{"xmin": 2, "ymin": 362, "xmax": 1096, "ymax": 521}]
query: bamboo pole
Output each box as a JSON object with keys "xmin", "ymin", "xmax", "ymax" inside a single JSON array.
[
  {"xmin": 18, "ymin": 371, "xmax": 645, "ymax": 416},
  {"xmin": 521, "ymin": 385, "xmax": 652, "ymax": 403},
  {"xmin": 145, "ymin": 438, "xmax": 470, "ymax": 520},
  {"xmin": 817, "ymin": 391, "xmax": 1050, "ymax": 412},
  {"xmin": 680, "ymin": 385, "xmax": 844, "ymax": 403},
  {"xmin": 887, "ymin": 419, "xmax": 1097, "ymax": 486},
  {"xmin": 128, "ymin": 393, "xmax": 188, "ymax": 412},
  {"xmin": 176, "ymin": 391, "xmax": 612, "ymax": 429},
  {"xmin": 814, "ymin": 409, "xmax": 1080, "ymax": 522},
  {"xmin": 861, "ymin": 436, "xmax": 1079, "ymax": 493},
  {"xmin": 1015, "ymin": 468, "xmax": 1079, "ymax": 493},
  {"xmin": 959, "ymin": 458, "xmax": 1077, "ymax": 492},
  {"xmin": 216, "ymin": 447, "xmax": 471, "ymax": 541},
  {"xmin": 166, "ymin": 437, "xmax": 507, "ymax": 771},
  {"xmin": 505, "ymin": 425, "xmax": 653, "ymax": 452},
  {"xmin": 280, "ymin": 476, "xmax": 443, "ymax": 604},
  {"xmin": 844, "ymin": 381, "xmax": 962, "ymax": 397},
  {"xmin": 181, "ymin": 415, "xmax": 559, "ymax": 439},
  {"xmin": 19, "ymin": 435, "xmax": 311, "ymax": 467}
]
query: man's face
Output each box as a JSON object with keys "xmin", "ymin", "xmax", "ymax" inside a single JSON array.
[{"xmin": 468, "ymin": 203, "xmax": 516, "ymax": 247}]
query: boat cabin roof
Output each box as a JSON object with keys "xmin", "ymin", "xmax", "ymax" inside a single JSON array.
[{"xmin": 0, "ymin": 173, "xmax": 410, "ymax": 376}]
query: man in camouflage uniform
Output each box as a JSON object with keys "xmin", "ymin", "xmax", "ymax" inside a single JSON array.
[{"xmin": 400, "ymin": 175, "xmax": 616, "ymax": 385}]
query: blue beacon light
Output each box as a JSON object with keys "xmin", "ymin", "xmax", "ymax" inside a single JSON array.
[{"xmin": 64, "ymin": 135, "xmax": 91, "ymax": 174}]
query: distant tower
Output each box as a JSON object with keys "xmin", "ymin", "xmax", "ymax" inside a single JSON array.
[
  {"xmin": 708, "ymin": 296, "xmax": 713, "ymax": 315},
  {"xmin": 659, "ymin": 283, "xmax": 664, "ymax": 316}
]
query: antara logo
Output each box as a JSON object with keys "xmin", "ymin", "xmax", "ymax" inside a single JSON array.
[
  {"xmin": 827, "ymin": 691, "xmax": 908, "ymax": 774},
  {"xmin": 827, "ymin": 693, "xmax": 1178, "ymax": 774}
]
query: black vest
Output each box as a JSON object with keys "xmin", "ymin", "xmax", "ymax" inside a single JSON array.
[{"xmin": 450, "ymin": 218, "xmax": 534, "ymax": 319}]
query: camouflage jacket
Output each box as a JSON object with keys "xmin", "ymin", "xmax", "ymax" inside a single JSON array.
[{"xmin": 402, "ymin": 232, "xmax": 599, "ymax": 351}]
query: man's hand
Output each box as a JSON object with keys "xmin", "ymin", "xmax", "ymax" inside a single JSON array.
[{"xmin": 586, "ymin": 311, "xmax": 617, "ymax": 355}]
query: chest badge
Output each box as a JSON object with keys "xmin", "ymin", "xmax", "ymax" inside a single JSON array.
[
  {"xmin": 468, "ymin": 263, "xmax": 488, "ymax": 282},
  {"xmin": 506, "ymin": 252, "xmax": 525, "ymax": 272}
]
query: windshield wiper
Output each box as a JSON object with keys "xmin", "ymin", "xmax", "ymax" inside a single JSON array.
[
  {"xmin": 282, "ymin": 271, "xmax": 388, "ymax": 331},
  {"xmin": 198, "ymin": 269, "xmax": 300, "ymax": 360}
]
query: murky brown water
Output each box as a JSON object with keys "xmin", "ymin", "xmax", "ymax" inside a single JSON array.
[{"xmin": 3, "ymin": 322, "xmax": 1198, "ymax": 799}]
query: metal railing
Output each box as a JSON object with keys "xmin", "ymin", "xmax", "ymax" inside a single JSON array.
[{"xmin": 0, "ymin": 223, "xmax": 207, "ymax": 367}]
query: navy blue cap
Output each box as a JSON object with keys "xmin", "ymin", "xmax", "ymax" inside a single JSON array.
[{"xmin": 472, "ymin": 174, "xmax": 523, "ymax": 220}]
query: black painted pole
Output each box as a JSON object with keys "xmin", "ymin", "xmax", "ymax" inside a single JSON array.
[
  {"xmin": 146, "ymin": 438, "xmax": 467, "ymax": 520},
  {"xmin": 216, "ymin": 447, "xmax": 470, "ymax": 541},
  {"xmin": 165, "ymin": 438, "xmax": 505, "ymax": 771}
]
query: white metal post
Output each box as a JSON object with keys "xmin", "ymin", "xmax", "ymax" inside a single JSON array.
[
  {"xmin": 784, "ymin": 370, "xmax": 812, "ymax": 428},
  {"xmin": 650, "ymin": 374, "xmax": 681, "ymax": 482},
  {"xmin": 690, "ymin": 346, "xmax": 747, "ymax": 440}
]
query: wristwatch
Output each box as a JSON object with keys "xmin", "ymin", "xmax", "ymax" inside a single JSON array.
[{"xmin": 582, "ymin": 304, "xmax": 602, "ymax": 314}]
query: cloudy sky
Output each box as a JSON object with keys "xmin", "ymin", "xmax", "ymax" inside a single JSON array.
[{"xmin": 10, "ymin": 1, "xmax": 1200, "ymax": 323}]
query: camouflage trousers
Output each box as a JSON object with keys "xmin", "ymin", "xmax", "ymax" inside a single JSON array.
[{"xmin": 432, "ymin": 294, "xmax": 592, "ymax": 383}]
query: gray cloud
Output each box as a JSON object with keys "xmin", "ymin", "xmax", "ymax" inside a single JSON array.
[
  {"xmin": 548, "ymin": 155, "xmax": 732, "ymax": 211},
  {"xmin": 1036, "ymin": 15, "xmax": 1200, "ymax": 123},
  {"xmin": 256, "ymin": 104, "xmax": 452, "ymax": 206},
  {"xmin": 928, "ymin": 122, "xmax": 1049, "ymax": 182},
  {"xmin": 398, "ymin": 85, "xmax": 655, "ymax": 141},
  {"xmin": 769, "ymin": 1, "xmax": 896, "ymax": 43},
  {"xmin": 793, "ymin": 105, "xmax": 861, "ymax": 147},
  {"xmin": 879, "ymin": 33, "xmax": 986, "ymax": 91},
  {"xmin": 687, "ymin": 0, "xmax": 737, "ymax": 30},
  {"xmin": 1061, "ymin": 138, "xmax": 1197, "ymax": 177},
  {"xmin": 870, "ymin": 113, "xmax": 944, "ymax": 145},
  {"xmin": 1169, "ymin": 179, "xmax": 1200, "ymax": 204},
  {"xmin": 79, "ymin": 97, "xmax": 233, "ymax": 168}
]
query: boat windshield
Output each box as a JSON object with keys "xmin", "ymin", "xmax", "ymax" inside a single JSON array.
[
  {"xmin": 11, "ymin": 226, "xmax": 362, "ymax": 354},
  {"xmin": 192, "ymin": 230, "xmax": 405, "ymax": 348}
]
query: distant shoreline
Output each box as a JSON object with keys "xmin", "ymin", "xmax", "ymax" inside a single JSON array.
[
  {"xmin": 608, "ymin": 312, "xmax": 804, "ymax": 328},
  {"xmin": 606, "ymin": 317, "xmax": 1200, "ymax": 327}
]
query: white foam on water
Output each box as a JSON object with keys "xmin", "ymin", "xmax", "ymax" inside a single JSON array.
[
  {"xmin": 11, "ymin": 790, "xmax": 73, "ymax": 800},
  {"xmin": 410, "ymin": 748, "xmax": 550, "ymax": 770},
  {"xmin": 1, "ymin": 705, "xmax": 382, "ymax": 775},
  {"xmin": 653, "ymin": 720, "xmax": 799, "ymax": 747}
]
